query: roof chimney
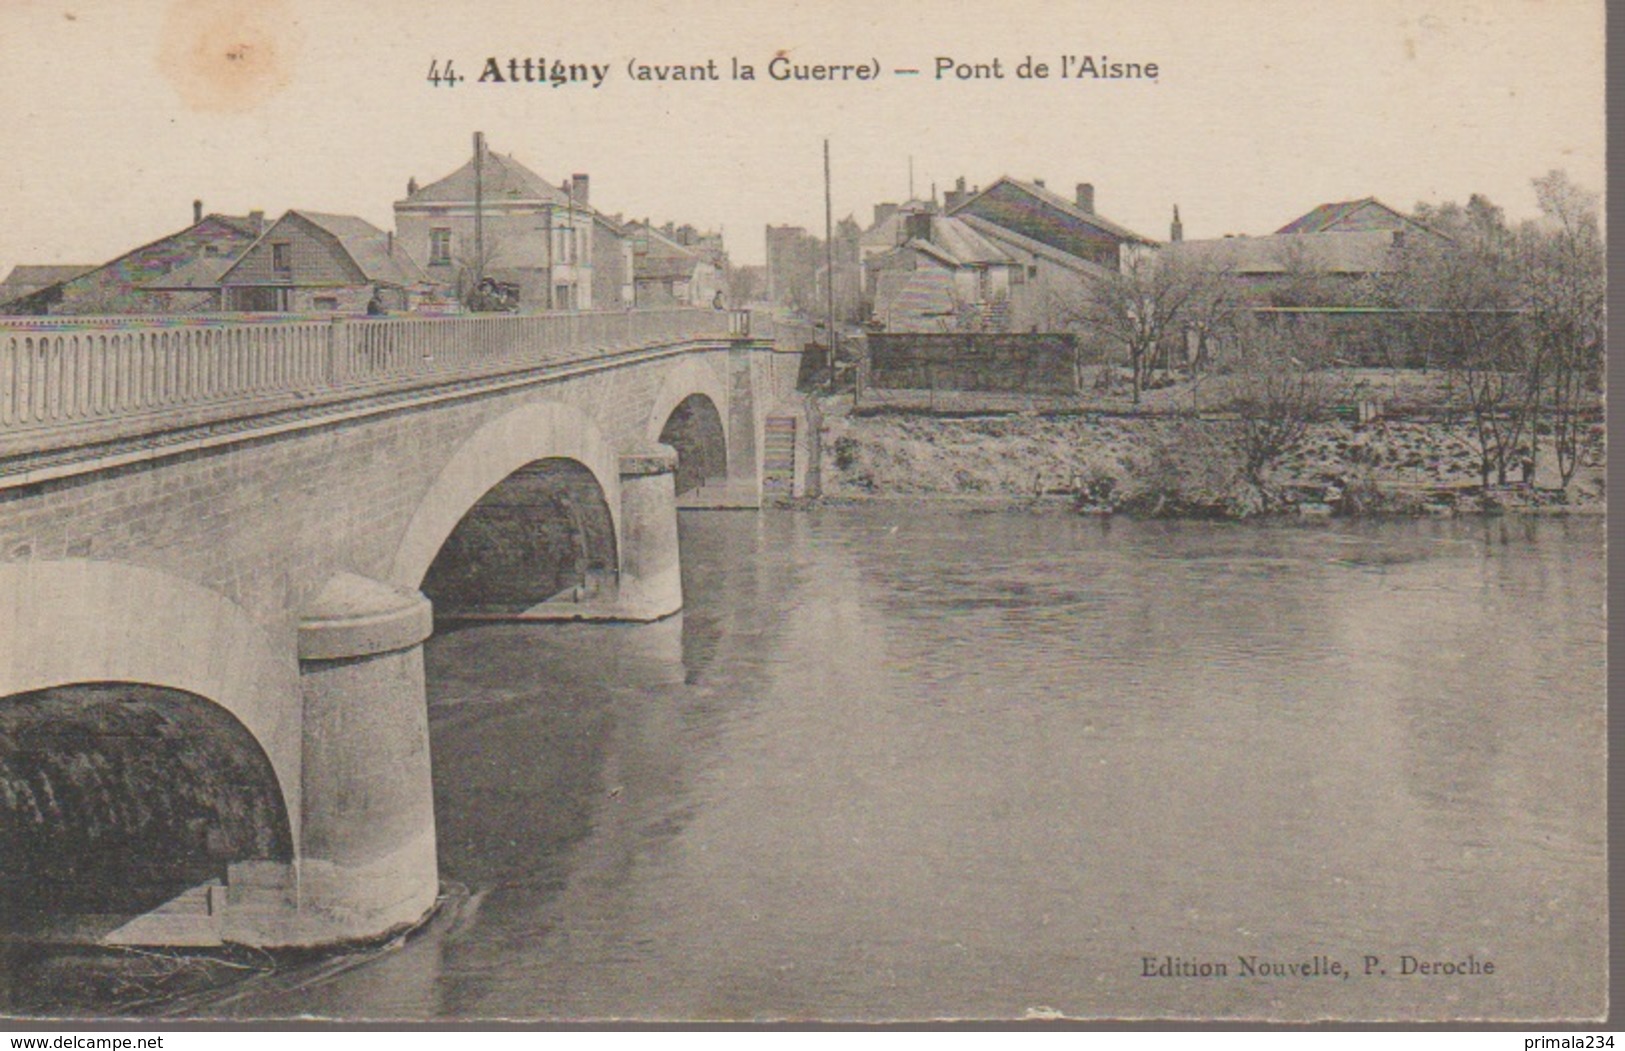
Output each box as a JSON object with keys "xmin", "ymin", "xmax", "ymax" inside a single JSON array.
[
  {"xmin": 1076, "ymin": 183, "xmax": 1095, "ymax": 214},
  {"xmin": 192, "ymin": 199, "xmax": 203, "ymax": 224},
  {"xmin": 249, "ymin": 210, "xmax": 265, "ymax": 234},
  {"xmin": 570, "ymin": 173, "xmax": 589, "ymax": 206},
  {"xmin": 1170, "ymin": 205, "xmax": 1183, "ymax": 243},
  {"xmin": 407, "ymin": 176, "xmax": 419, "ymax": 196}
]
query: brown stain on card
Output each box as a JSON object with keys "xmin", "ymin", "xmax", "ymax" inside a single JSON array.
[{"xmin": 159, "ymin": 0, "xmax": 300, "ymax": 113}]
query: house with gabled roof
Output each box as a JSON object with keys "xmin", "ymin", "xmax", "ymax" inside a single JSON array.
[
  {"xmin": 1, "ymin": 205, "xmax": 266, "ymax": 315},
  {"xmin": 864, "ymin": 209, "xmax": 1025, "ymax": 332},
  {"xmin": 393, "ymin": 132, "xmax": 597, "ymax": 310},
  {"xmin": 219, "ymin": 210, "xmax": 429, "ymax": 314},
  {"xmin": 948, "ymin": 176, "xmax": 1157, "ymax": 272},
  {"xmin": 1172, "ymin": 197, "xmax": 1449, "ymax": 308},
  {"xmin": 0, "ymin": 265, "xmax": 96, "ymax": 312},
  {"xmin": 626, "ymin": 221, "xmax": 723, "ymax": 308},
  {"xmin": 1275, "ymin": 196, "xmax": 1439, "ymax": 237}
]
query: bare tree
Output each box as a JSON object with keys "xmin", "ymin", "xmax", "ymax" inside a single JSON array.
[
  {"xmin": 1518, "ymin": 171, "xmax": 1605, "ymax": 487},
  {"xmin": 1058, "ymin": 247, "xmax": 1212, "ymax": 406},
  {"xmin": 1382, "ymin": 201, "xmax": 1528, "ymax": 486},
  {"xmin": 1220, "ymin": 317, "xmax": 1340, "ymax": 496}
]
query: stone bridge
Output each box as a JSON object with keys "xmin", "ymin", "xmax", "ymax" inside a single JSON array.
[{"xmin": 0, "ymin": 307, "xmax": 805, "ymax": 948}]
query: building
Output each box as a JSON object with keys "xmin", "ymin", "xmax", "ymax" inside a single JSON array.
[
  {"xmin": 627, "ymin": 221, "xmax": 723, "ymax": 307},
  {"xmin": 923, "ymin": 176, "xmax": 1156, "ymax": 331},
  {"xmin": 0, "ymin": 265, "xmax": 95, "ymax": 312},
  {"xmin": 1274, "ymin": 196, "xmax": 1440, "ymax": 236},
  {"xmin": 864, "ymin": 209, "xmax": 1024, "ymax": 332},
  {"xmin": 949, "ymin": 177, "xmax": 1157, "ymax": 272},
  {"xmin": 1171, "ymin": 197, "xmax": 1450, "ymax": 308},
  {"xmin": 394, "ymin": 133, "xmax": 596, "ymax": 311},
  {"xmin": 590, "ymin": 213, "xmax": 635, "ymax": 310},
  {"xmin": 2, "ymin": 204, "xmax": 266, "ymax": 315},
  {"xmin": 765, "ymin": 224, "xmax": 823, "ymax": 312},
  {"xmin": 219, "ymin": 210, "xmax": 428, "ymax": 313}
]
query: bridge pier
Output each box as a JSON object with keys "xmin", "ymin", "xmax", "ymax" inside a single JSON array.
[
  {"xmin": 612, "ymin": 445, "xmax": 684, "ymax": 621},
  {"xmin": 223, "ymin": 574, "xmax": 439, "ymax": 948},
  {"xmin": 724, "ymin": 344, "xmax": 763, "ymax": 508}
]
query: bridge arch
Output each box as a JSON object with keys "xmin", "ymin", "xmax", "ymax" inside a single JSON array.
[
  {"xmin": 0, "ymin": 681, "xmax": 294, "ymax": 936},
  {"xmin": 391, "ymin": 399, "xmax": 623, "ymax": 594},
  {"xmin": 0, "ymin": 560, "xmax": 301, "ymax": 931},
  {"xmin": 0, "ymin": 559, "xmax": 301, "ymax": 832},
  {"xmin": 646, "ymin": 356, "xmax": 732, "ymax": 499}
]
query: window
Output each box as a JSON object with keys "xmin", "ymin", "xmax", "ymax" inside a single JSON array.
[
  {"xmin": 272, "ymin": 242, "xmax": 291, "ymax": 273},
  {"xmin": 429, "ymin": 228, "xmax": 452, "ymax": 266},
  {"xmin": 1011, "ymin": 263, "xmax": 1026, "ymax": 286},
  {"xmin": 313, "ymin": 296, "xmax": 338, "ymax": 311}
]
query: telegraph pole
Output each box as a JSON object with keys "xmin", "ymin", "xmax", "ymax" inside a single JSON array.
[
  {"xmin": 473, "ymin": 131, "xmax": 486, "ymax": 301},
  {"xmin": 824, "ymin": 138, "xmax": 837, "ymax": 391}
]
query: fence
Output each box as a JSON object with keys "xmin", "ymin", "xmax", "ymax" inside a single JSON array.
[{"xmin": 0, "ymin": 308, "xmax": 739, "ymax": 454}]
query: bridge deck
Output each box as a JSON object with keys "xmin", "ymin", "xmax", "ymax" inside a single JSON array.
[{"xmin": 0, "ymin": 308, "xmax": 756, "ymax": 475}]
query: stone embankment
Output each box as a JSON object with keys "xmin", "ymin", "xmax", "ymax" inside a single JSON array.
[{"xmin": 817, "ymin": 402, "xmax": 1604, "ymax": 518}]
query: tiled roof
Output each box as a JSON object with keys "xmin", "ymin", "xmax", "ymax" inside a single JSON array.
[
  {"xmin": 957, "ymin": 177, "xmax": 1156, "ymax": 245},
  {"xmin": 400, "ymin": 150, "xmax": 573, "ymax": 208},
  {"xmin": 143, "ymin": 253, "xmax": 239, "ymax": 290},
  {"xmin": 1171, "ymin": 231, "xmax": 1401, "ymax": 275},
  {"xmin": 295, "ymin": 211, "xmax": 431, "ymax": 287},
  {"xmin": 862, "ymin": 212, "xmax": 1014, "ymax": 267},
  {"xmin": 955, "ymin": 214, "xmax": 1114, "ymax": 278},
  {"xmin": 927, "ymin": 215, "xmax": 1014, "ymax": 266},
  {"xmin": 630, "ymin": 222, "xmax": 704, "ymax": 282},
  {"xmin": 1275, "ymin": 197, "xmax": 1419, "ymax": 235},
  {"xmin": 0, "ymin": 264, "xmax": 96, "ymax": 290}
]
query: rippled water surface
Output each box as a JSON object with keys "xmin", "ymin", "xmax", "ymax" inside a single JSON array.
[{"xmin": 59, "ymin": 510, "xmax": 1623, "ymax": 1020}]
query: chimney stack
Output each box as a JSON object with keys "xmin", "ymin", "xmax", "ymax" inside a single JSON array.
[
  {"xmin": 249, "ymin": 210, "xmax": 265, "ymax": 234},
  {"xmin": 473, "ymin": 130, "xmax": 487, "ymax": 158},
  {"xmin": 192, "ymin": 199, "xmax": 203, "ymax": 224},
  {"xmin": 1076, "ymin": 183, "xmax": 1095, "ymax": 214},
  {"xmin": 1170, "ymin": 205, "xmax": 1183, "ymax": 243},
  {"xmin": 570, "ymin": 173, "xmax": 589, "ymax": 206},
  {"xmin": 407, "ymin": 176, "xmax": 419, "ymax": 196},
  {"xmin": 945, "ymin": 175, "xmax": 968, "ymax": 212}
]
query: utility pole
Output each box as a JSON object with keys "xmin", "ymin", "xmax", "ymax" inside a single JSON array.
[
  {"xmin": 473, "ymin": 131, "xmax": 486, "ymax": 302},
  {"xmin": 824, "ymin": 137, "xmax": 837, "ymax": 392}
]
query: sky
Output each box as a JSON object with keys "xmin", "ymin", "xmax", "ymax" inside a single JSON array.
[{"xmin": 0, "ymin": 0, "xmax": 1605, "ymax": 273}]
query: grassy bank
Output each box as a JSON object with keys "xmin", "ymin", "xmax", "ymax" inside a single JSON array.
[{"xmin": 819, "ymin": 396, "xmax": 1604, "ymax": 518}]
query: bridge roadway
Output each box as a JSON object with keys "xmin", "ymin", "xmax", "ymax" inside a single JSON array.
[{"xmin": 0, "ymin": 307, "xmax": 802, "ymax": 948}]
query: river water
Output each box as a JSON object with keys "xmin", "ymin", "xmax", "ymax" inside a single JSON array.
[{"xmin": 39, "ymin": 508, "xmax": 1621, "ymax": 1021}]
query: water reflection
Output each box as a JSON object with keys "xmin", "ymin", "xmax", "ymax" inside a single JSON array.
[{"xmin": 9, "ymin": 510, "xmax": 1602, "ymax": 1022}]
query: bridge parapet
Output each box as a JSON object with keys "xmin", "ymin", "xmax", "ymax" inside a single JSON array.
[{"xmin": 0, "ymin": 308, "xmax": 740, "ymax": 466}]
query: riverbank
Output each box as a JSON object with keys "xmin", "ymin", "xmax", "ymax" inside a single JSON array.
[{"xmin": 816, "ymin": 396, "xmax": 1605, "ymax": 518}]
